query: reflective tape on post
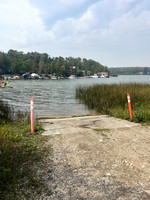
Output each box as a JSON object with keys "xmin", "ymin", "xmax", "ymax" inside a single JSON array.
[
  {"xmin": 127, "ymin": 95, "xmax": 131, "ymax": 102},
  {"xmin": 127, "ymin": 93, "xmax": 133, "ymax": 120},
  {"xmin": 30, "ymin": 97, "xmax": 35, "ymax": 133},
  {"xmin": 31, "ymin": 101, "xmax": 34, "ymax": 109}
]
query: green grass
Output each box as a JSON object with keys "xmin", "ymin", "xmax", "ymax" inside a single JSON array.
[
  {"xmin": 0, "ymin": 101, "xmax": 52, "ymax": 199},
  {"xmin": 76, "ymin": 83, "xmax": 150, "ymax": 123},
  {"xmin": 0, "ymin": 121, "xmax": 51, "ymax": 199}
]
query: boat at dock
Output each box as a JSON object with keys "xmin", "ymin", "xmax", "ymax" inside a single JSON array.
[
  {"xmin": 90, "ymin": 74, "xmax": 99, "ymax": 78},
  {"xmin": 69, "ymin": 75, "xmax": 76, "ymax": 79}
]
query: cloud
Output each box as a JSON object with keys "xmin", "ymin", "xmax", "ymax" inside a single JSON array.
[
  {"xmin": 30, "ymin": 0, "xmax": 98, "ymax": 27},
  {"xmin": 0, "ymin": 0, "xmax": 55, "ymax": 51},
  {"xmin": 51, "ymin": 0, "xmax": 150, "ymax": 37},
  {"xmin": 49, "ymin": 0, "xmax": 150, "ymax": 64},
  {"xmin": 0, "ymin": 0, "xmax": 150, "ymax": 66}
]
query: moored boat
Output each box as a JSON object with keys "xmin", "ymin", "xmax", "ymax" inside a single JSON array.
[
  {"xmin": 69, "ymin": 75, "xmax": 76, "ymax": 79},
  {"xmin": 91, "ymin": 74, "xmax": 99, "ymax": 78}
]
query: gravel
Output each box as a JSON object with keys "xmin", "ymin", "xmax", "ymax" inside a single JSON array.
[{"xmin": 33, "ymin": 115, "xmax": 150, "ymax": 200}]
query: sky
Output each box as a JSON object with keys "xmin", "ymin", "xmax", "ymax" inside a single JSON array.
[{"xmin": 0, "ymin": 0, "xmax": 150, "ymax": 67}]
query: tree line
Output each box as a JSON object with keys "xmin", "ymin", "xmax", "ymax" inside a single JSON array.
[
  {"xmin": 0, "ymin": 49, "xmax": 108, "ymax": 77},
  {"xmin": 109, "ymin": 67, "xmax": 150, "ymax": 75}
]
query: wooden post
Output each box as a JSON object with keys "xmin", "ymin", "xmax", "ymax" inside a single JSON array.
[{"xmin": 127, "ymin": 93, "xmax": 133, "ymax": 120}]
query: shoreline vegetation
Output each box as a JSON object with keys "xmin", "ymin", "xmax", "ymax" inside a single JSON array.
[
  {"xmin": 109, "ymin": 67, "xmax": 150, "ymax": 75},
  {"xmin": 0, "ymin": 49, "xmax": 108, "ymax": 79},
  {"xmin": 0, "ymin": 50, "xmax": 150, "ymax": 79},
  {"xmin": 0, "ymin": 101, "xmax": 51, "ymax": 199},
  {"xmin": 76, "ymin": 83, "xmax": 150, "ymax": 124}
]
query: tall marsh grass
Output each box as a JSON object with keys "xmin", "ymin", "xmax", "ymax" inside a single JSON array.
[
  {"xmin": 0, "ymin": 100, "xmax": 12, "ymax": 122},
  {"xmin": 76, "ymin": 83, "xmax": 150, "ymax": 123},
  {"xmin": 0, "ymin": 100, "xmax": 30, "ymax": 123}
]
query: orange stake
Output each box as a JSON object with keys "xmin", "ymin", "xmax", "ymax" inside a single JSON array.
[
  {"xmin": 30, "ymin": 97, "xmax": 35, "ymax": 133},
  {"xmin": 127, "ymin": 93, "xmax": 133, "ymax": 120}
]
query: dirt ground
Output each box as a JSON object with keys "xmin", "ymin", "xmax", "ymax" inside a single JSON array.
[{"xmin": 39, "ymin": 115, "xmax": 150, "ymax": 200}]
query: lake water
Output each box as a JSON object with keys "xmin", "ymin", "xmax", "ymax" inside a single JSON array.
[{"xmin": 1, "ymin": 75, "xmax": 150, "ymax": 118}]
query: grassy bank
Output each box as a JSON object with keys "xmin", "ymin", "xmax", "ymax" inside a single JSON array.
[
  {"xmin": 76, "ymin": 83, "xmax": 150, "ymax": 123},
  {"xmin": 0, "ymin": 101, "xmax": 51, "ymax": 199}
]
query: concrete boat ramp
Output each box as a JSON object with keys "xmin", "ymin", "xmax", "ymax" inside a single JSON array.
[{"xmin": 40, "ymin": 115, "xmax": 139, "ymax": 136}]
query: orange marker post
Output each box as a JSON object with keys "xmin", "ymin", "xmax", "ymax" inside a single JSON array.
[
  {"xmin": 30, "ymin": 97, "xmax": 35, "ymax": 133},
  {"xmin": 127, "ymin": 93, "xmax": 133, "ymax": 120}
]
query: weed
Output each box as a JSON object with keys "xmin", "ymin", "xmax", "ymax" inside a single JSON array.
[
  {"xmin": 0, "ymin": 101, "xmax": 52, "ymax": 199},
  {"xmin": 76, "ymin": 83, "xmax": 150, "ymax": 123},
  {"xmin": 0, "ymin": 100, "xmax": 12, "ymax": 122}
]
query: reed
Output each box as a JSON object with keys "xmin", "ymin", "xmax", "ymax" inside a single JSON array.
[
  {"xmin": 76, "ymin": 83, "xmax": 150, "ymax": 123},
  {"xmin": 0, "ymin": 100, "xmax": 12, "ymax": 122},
  {"xmin": 0, "ymin": 100, "xmax": 30, "ymax": 123}
]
